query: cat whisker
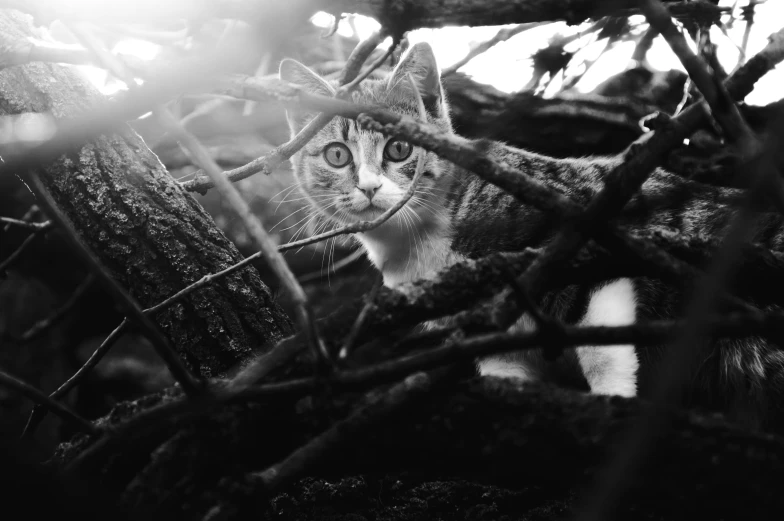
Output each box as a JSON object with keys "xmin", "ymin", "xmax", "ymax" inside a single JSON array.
[
  {"xmin": 275, "ymin": 193, "xmax": 333, "ymax": 205},
  {"xmin": 269, "ymin": 204, "xmax": 323, "ymax": 232},
  {"xmin": 286, "ymin": 200, "xmax": 341, "ymax": 241},
  {"xmin": 409, "ymin": 195, "xmax": 442, "ymax": 216},
  {"xmin": 406, "ymin": 206, "xmax": 427, "ymax": 269},
  {"xmin": 270, "ymin": 183, "xmax": 306, "ymax": 212},
  {"xmin": 275, "ymin": 201, "xmax": 337, "ymax": 234},
  {"xmin": 268, "ymin": 181, "xmax": 301, "ymax": 202}
]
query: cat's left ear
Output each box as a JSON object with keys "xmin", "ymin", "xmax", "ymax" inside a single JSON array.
[
  {"xmin": 387, "ymin": 42, "xmax": 446, "ymax": 118},
  {"xmin": 280, "ymin": 59, "xmax": 335, "ymax": 133}
]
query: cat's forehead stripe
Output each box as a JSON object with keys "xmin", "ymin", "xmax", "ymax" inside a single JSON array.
[{"xmin": 338, "ymin": 117, "xmax": 350, "ymax": 141}]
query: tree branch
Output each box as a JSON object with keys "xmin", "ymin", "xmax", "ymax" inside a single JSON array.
[{"xmin": 0, "ymin": 366, "xmax": 98, "ymax": 435}]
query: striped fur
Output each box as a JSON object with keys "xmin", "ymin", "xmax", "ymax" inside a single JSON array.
[{"xmin": 281, "ymin": 43, "xmax": 784, "ymax": 431}]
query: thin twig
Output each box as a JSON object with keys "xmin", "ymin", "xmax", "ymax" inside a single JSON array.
[
  {"xmin": 182, "ymin": 112, "xmax": 333, "ymax": 194},
  {"xmin": 0, "ymin": 365, "xmax": 98, "ymax": 435},
  {"xmin": 17, "ymin": 274, "xmax": 95, "ymax": 342},
  {"xmin": 342, "ymin": 42, "xmax": 397, "ymax": 92},
  {"xmin": 0, "ymin": 216, "xmax": 51, "ymax": 230},
  {"xmin": 0, "ymin": 41, "xmax": 92, "ymax": 70},
  {"xmin": 2, "ymin": 206, "xmax": 40, "ymax": 233},
  {"xmin": 0, "ymin": 221, "xmax": 53, "ymax": 274},
  {"xmin": 21, "ymin": 318, "xmax": 128, "ymax": 438},
  {"xmin": 739, "ymin": 0, "xmax": 760, "ymax": 66}
]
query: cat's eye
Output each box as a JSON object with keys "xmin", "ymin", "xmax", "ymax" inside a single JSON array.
[
  {"xmin": 384, "ymin": 140, "xmax": 413, "ymax": 162},
  {"xmin": 323, "ymin": 143, "xmax": 352, "ymax": 168}
]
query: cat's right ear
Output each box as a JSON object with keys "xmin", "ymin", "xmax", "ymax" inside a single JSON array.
[
  {"xmin": 386, "ymin": 42, "xmax": 445, "ymax": 118},
  {"xmin": 279, "ymin": 59, "xmax": 335, "ymax": 132}
]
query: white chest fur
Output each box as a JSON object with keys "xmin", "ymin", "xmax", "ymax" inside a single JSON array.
[{"xmin": 357, "ymin": 226, "xmax": 464, "ymax": 288}]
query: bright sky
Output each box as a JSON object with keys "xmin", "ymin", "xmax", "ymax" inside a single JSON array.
[{"xmin": 311, "ymin": 0, "xmax": 784, "ymax": 106}]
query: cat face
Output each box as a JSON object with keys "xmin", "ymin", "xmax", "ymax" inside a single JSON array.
[{"xmin": 280, "ymin": 43, "xmax": 454, "ymax": 228}]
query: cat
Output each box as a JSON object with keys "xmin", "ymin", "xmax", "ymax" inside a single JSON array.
[{"xmin": 280, "ymin": 42, "xmax": 784, "ymax": 431}]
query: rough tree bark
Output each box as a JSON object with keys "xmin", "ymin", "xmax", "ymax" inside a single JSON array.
[{"xmin": 0, "ymin": 11, "xmax": 293, "ymax": 377}]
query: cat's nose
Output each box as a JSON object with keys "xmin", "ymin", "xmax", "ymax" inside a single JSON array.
[
  {"xmin": 357, "ymin": 169, "xmax": 382, "ymax": 201},
  {"xmin": 359, "ymin": 185, "xmax": 380, "ymax": 201}
]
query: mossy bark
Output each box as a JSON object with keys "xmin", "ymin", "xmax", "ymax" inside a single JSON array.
[{"xmin": 0, "ymin": 11, "xmax": 293, "ymax": 377}]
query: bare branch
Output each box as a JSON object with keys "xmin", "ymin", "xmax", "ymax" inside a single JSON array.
[
  {"xmin": 0, "ymin": 216, "xmax": 50, "ymax": 230},
  {"xmin": 22, "ymin": 318, "xmax": 127, "ymax": 438},
  {"xmin": 739, "ymin": 0, "xmax": 762, "ymax": 66},
  {"xmin": 2, "ymin": 206, "xmax": 41, "ymax": 233},
  {"xmin": 0, "ymin": 366, "xmax": 98, "ymax": 435},
  {"xmin": 0, "ymin": 221, "xmax": 52, "ymax": 275},
  {"xmin": 0, "ymin": 39, "xmax": 152, "ymax": 73},
  {"xmin": 235, "ymin": 309, "xmax": 784, "ymax": 403},
  {"xmin": 341, "ymin": 41, "xmax": 397, "ymax": 92},
  {"xmin": 17, "ymin": 274, "xmax": 95, "ymax": 342},
  {"xmin": 639, "ymin": 0, "xmax": 758, "ymax": 149},
  {"xmin": 0, "ymin": 40, "xmax": 92, "ymax": 70}
]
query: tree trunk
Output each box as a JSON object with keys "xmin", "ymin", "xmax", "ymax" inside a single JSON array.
[{"xmin": 0, "ymin": 11, "xmax": 293, "ymax": 377}]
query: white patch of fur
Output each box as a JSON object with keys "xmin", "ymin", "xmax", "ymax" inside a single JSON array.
[
  {"xmin": 358, "ymin": 231, "xmax": 463, "ymax": 288},
  {"xmin": 356, "ymin": 163, "xmax": 382, "ymax": 197},
  {"xmin": 576, "ymin": 278, "xmax": 639, "ymax": 397},
  {"xmin": 477, "ymin": 357, "xmax": 535, "ymax": 380},
  {"xmin": 478, "ymin": 313, "xmax": 538, "ymax": 382}
]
